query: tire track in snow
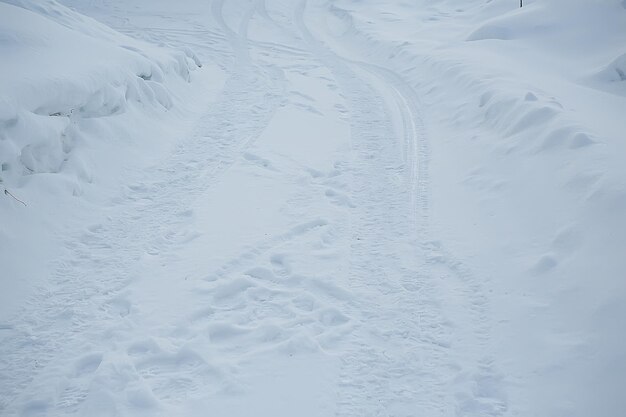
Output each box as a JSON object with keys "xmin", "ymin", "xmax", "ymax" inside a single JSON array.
[
  {"xmin": 376, "ymin": 66, "xmax": 506, "ymax": 415},
  {"xmin": 333, "ymin": 15, "xmax": 509, "ymax": 415},
  {"xmin": 293, "ymin": 1, "xmax": 508, "ymax": 415},
  {"xmin": 0, "ymin": 2, "xmax": 286, "ymax": 414},
  {"xmin": 294, "ymin": 1, "xmax": 457, "ymax": 415},
  {"xmin": 348, "ymin": 61, "xmax": 429, "ymax": 237},
  {"xmin": 211, "ymin": 0, "xmax": 251, "ymax": 66}
]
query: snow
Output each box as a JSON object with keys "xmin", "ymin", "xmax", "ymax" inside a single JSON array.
[
  {"xmin": 1, "ymin": 0, "xmax": 625, "ymax": 416},
  {"xmin": 0, "ymin": 0, "xmax": 214, "ymax": 316}
]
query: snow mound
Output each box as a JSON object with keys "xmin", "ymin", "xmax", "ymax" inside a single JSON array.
[
  {"xmin": 601, "ymin": 53, "xmax": 626, "ymax": 82},
  {"xmin": 589, "ymin": 53, "xmax": 626, "ymax": 96},
  {"xmin": 0, "ymin": 0, "xmax": 200, "ymax": 190},
  {"xmin": 466, "ymin": 24, "xmax": 511, "ymax": 41},
  {"xmin": 0, "ymin": 0, "xmax": 210, "ymax": 317},
  {"xmin": 466, "ymin": 2, "xmax": 556, "ymax": 42}
]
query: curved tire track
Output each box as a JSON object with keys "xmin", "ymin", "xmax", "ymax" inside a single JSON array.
[{"xmin": 293, "ymin": 1, "xmax": 456, "ymax": 415}]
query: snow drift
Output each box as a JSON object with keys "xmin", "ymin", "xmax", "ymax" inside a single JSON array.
[
  {"xmin": 0, "ymin": 0, "xmax": 199, "ymax": 185},
  {"xmin": 0, "ymin": 0, "xmax": 205, "ymax": 315}
]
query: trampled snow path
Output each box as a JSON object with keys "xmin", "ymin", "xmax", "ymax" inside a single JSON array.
[{"xmin": 1, "ymin": 0, "xmax": 505, "ymax": 415}]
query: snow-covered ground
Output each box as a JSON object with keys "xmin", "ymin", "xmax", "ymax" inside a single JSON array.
[
  {"xmin": 1, "ymin": 0, "xmax": 624, "ymax": 416},
  {"xmin": 0, "ymin": 0, "xmax": 214, "ymax": 316}
]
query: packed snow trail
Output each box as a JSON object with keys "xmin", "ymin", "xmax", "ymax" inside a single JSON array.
[{"xmin": 1, "ymin": 0, "xmax": 504, "ymax": 416}]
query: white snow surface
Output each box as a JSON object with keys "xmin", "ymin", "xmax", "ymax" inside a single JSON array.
[{"xmin": 1, "ymin": 0, "xmax": 625, "ymax": 416}]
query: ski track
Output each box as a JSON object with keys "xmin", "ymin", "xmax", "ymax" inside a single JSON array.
[{"xmin": 0, "ymin": 0, "xmax": 507, "ymax": 416}]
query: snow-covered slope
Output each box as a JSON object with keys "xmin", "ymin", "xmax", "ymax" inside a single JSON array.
[{"xmin": 0, "ymin": 0, "xmax": 213, "ymax": 316}]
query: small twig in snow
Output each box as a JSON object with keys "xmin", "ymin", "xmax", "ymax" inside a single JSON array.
[{"xmin": 4, "ymin": 189, "xmax": 27, "ymax": 207}]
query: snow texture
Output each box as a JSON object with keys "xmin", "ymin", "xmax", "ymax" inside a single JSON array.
[{"xmin": 1, "ymin": 0, "xmax": 625, "ymax": 416}]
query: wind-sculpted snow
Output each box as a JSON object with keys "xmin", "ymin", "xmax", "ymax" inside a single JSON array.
[
  {"xmin": 591, "ymin": 53, "xmax": 626, "ymax": 96},
  {"xmin": 0, "ymin": 1, "xmax": 199, "ymax": 181}
]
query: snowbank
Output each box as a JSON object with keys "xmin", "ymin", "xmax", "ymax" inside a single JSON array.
[
  {"xmin": 0, "ymin": 0, "xmax": 207, "ymax": 316},
  {"xmin": 0, "ymin": 0, "xmax": 200, "ymax": 183}
]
